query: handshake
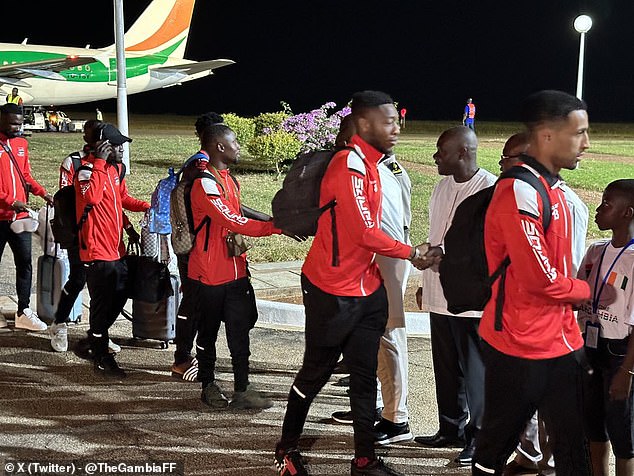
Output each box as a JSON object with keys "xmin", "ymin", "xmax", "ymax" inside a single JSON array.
[{"xmin": 409, "ymin": 243, "xmax": 443, "ymax": 270}]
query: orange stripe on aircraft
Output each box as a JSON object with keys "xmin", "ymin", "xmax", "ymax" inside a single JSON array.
[{"xmin": 126, "ymin": 0, "xmax": 195, "ymax": 52}]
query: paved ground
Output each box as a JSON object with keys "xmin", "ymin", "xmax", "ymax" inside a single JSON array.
[{"xmin": 0, "ymin": 246, "xmax": 546, "ymax": 476}]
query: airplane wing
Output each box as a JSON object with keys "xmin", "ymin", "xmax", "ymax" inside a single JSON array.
[
  {"xmin": 149, "ymin": 59, "xmax": 235, "ymax": 78},
  {"xmin": 0, "ymin": 56, "xmax": 97, "ymax": 85}
]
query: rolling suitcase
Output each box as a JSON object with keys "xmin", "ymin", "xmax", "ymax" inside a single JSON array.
[
  {"xmin": 126, "ymin": 233, "xmax": 180, "ymax": 348},
  {"xmin": 36, "ymin": 207, "xmax": 83, "ymax": 324}
]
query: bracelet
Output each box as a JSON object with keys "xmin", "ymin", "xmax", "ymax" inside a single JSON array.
[
  {"xmin": 620, "ymin": 366, "xmax": 634, "ymax": 376},
  {"xmin": 409, "ymin": 247, "xmax": 421, "ymax": 261}
]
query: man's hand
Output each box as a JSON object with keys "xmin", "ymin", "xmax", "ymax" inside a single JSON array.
[
  {"xmin": 125, "ymin": 226, "xmax": 140, "ymax": 245},
  {"xmin": 424, "ymin": 246, "xmax": 444, "ymax": 271},
  {"xmin": 282, "ymin": 230, "xmax": 309, "ymax": 242},
  {"xmin": 409, "ymin": 243, "xmax": 444, "ymax": 270},
  {"xmin": 415, "ymin": 286, "xmax": 422, "ymax": 310},
  {"xmin": 11, "ymin": 199, "xmax": 28, "ymax": 212},
  {"xmin": 94, "ymin": 140, "xmax": 113, "ymax": 161},
  {"xmin": 43, "ymin": 193, "xmax": 54, "ymax": 206}
]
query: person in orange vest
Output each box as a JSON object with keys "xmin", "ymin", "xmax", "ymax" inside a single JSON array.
[{"xmin": 462, "ymin": 98, "xmax": 476, "ymax": 131}]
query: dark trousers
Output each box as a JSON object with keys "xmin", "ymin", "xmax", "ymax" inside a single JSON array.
[
  {"xmin": 278, "ymin": 274, "xmax": 388, "ymax": 459},
  {"xmin": 472, "ymin": 342, "xmax": 590, "ymax": 476},
  {"xmin": 0, "ymin": 221, "xmax": 32, "ymax": 314},
  {"xmin": 173, "ymin": 254, "xmax": 200, "ymax": 364},
  {"xmin": 85, "ymin": 259, "xmax": 128, "ymax": 358},
  {"xmin": 54, "ymin": 245, "xmax": 86, "ymax": 324},
  {"xmin": 430, "ymin": 313, "xmax": 485, "ymax": 443},
  {"xmin": 195, "ymin": 277, "xmax": 258, "ymax": 392}
]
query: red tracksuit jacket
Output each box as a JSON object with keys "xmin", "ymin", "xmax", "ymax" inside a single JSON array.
[
  {"xmin": 75, "ymin": 156, "xmax": 149, "ymax": 262},
  {"xmin": 188, "ymin": 166, "xmax": 280, "ymax": 286},
  {"xmin": 302, "ymin": 135, "xmax": 411, "ymax": 297},
  {"xmin": 480, "ymin": 157, "xmax": 590, "ymax": 359},
  {"xmin": 0, "ymin": 133, "xmax": 48, "ymax": 221}
]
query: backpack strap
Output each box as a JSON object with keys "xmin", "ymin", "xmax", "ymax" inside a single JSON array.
[
  {"xmin": 492, "ymin": 165, "xmax": 553, "ymax": 331},
  {"xmin": 69, "ymin": 152, "xmax": 82, "ymax": 179},
  {"xmin": 177, "ymin": 152, "xmax": 208, "ymax": 177}
]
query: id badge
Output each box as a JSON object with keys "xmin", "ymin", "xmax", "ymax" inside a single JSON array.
[{"xmin": 585, "ymin": 321, "xmax": 600, "ymax": 349}]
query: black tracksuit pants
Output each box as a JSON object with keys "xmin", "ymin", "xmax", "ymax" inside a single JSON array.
[
  {"xmin": 173, "ymin": 254, "xmax": 200, "ymax": 364},
  {"xmin": 0, "ymin": 221, "xmax": 32, "ymax": 314},
  {"xmin": 54, "ymin": 245, "xmax": 86, "ymax": 324},
  {"xmin": 278, "ymin": 274, "xmax": 388, "ymax": 460},
  {"xmin": 85, "ymin": 259, "xmax": 128, "ymax": 357},
  {"xmin": 195, "ymin": 277, "xmax": 258, "ymax": 392}
]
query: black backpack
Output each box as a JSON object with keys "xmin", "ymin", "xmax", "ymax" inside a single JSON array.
[
  {"xmin": 439, "ymin": 166, "xmax": 552, "ymax": 330},
  {"xmin": 272, "ymin": 146, "xmax": 354, "ymax": 236},
  {"xmin": 51, "ymin": 160, "xmax": 126, "ymax": 249}
]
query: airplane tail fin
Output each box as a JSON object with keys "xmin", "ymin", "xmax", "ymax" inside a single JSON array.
[{"xmin": 120, "ymin": 0, "xmax": 197, "ymax": 58}]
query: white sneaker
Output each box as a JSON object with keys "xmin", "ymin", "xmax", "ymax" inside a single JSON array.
[
  {"xmin": 108, "ymin": 339, "xmax": 121, "ymax": 353},
  {"xmin": 0, "ymin": 314, "xmax": 7, "ymax": 328},
  {"xmin": 15, "ymin": 308, "xmax": 47, "ymax": 331},
  {"xmin": 49, "ymin": 322, "xmax": 68, "ymax": 352}
]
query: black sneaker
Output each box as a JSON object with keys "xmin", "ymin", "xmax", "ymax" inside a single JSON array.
[
  {"xmin": 332, "ymin": 408, "xmax": 383, "ymax": 425},
  {"xmin": 274, "ymin": 447, "xmax": 308, "ymax": 476},
  {"xmin": 94, "ymin": 354, "xmax": 126, "ymax": 379},
  {"xmin": 374, "ymin": 418, "xmax": 413, "ymax": 445},
  {"xmin": 201, "ymin": 382, "xmax": 229, "ymax": 410},
  {"xmin": 350, "ymin": 458, "xmax": 404, "ymax": 476}
]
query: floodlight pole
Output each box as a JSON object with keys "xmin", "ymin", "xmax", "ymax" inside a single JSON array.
[
  {"xmin": 574, "ymin": 15, "xmax": 593, "ymax": 100},
  {"xmin": 114, "ymin": 0, "xmax": 130, "ymax": 171}
]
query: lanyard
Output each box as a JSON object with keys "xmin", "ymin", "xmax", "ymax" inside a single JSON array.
[{"xmin": 592, "ymin": 238, "xmax": 634, "ymax": 313}]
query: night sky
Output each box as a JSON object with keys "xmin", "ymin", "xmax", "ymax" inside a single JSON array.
[{"xmin": 3, "ymin": 0, "xmax": 632, "ymax": 122}]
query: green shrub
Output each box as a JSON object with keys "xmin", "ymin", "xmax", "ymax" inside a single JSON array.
[
  {"xmin": 222, "ymin": 113, "xmax": 255, "ymax": 148},
  {"xmin": 253, "ymin": 112, "xmax": 290, "ymax": 135},
  {"xmin": 247, "ymin": 130, "xmax": 301, "ymax": 176}
]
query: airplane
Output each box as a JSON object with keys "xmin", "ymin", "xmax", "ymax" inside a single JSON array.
[{"xmin": 0, "ymin": 0, "xmax": 234, "ymax": 106}]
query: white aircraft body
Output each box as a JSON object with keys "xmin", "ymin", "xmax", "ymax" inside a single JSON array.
[{"xmin": 0, "ymin": 0, "xmax": 233, "ymax": 106}]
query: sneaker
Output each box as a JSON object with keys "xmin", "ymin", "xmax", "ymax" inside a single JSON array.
[
  {"xmin": 94, "ymin": 353, "xmax": 126, "ymax": 379},
  {"xmin": 49, "ymin": 322, "xmax": 68, "ymax": 352},
  {"xmin": 274, "ymin": 447, "xmax": 308, "ymax": 476},
  {"xmin": 171, "ymin": 357, "xmax": 198, "ymax": 382},
  {"xmin": 0, "ymin": 314, "xmax": 7, "ymax": 328},
  {"xmin": 231, "ymin": 384, "xmax": 273, "ymax": 409},
  {"xmin": 351, "ymin": 457, "xmax": 404, "ymax": 476},
  {"xmin": 15, "ymin": 308, "xmax": 47, "ymax": 331},
  {"xmin": 201, "ymin": 381, "xmax": 229, "ymax": 409},
  {"xmin": 108, "ymin": 339, "xmax": 121, "ymax": 353},
  {"xmin": 374, "ymin": 418, "xmax": 413, "ymax": 445},
  {"xmin": 332, "ymin": 408, "xmax": 383, "ymax": 425}
]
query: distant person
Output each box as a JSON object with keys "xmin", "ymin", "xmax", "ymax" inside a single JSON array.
[
  {"xmin": 274, "ymin": 90, "xmax": 436, "ymax": 476},
  {"xmin": 414, "ymin": 126, "xmax": 496, "ymax": 467},
  {"xmin": 75, "ymin": 123, "xmax": 150, "ymax": 378},
  {"xmin": 472, "ymin": 90, "xmax": 592, "ymax": 476},
  {"xmin": 329, "ymin": 114, "xmax": 415, "ymax": 446},
  {"xmin": 6, "ymin": 88, "xmax": 23, "ymax": 109},
  {"xmin": 0, "ymin": 103, "xmax": 53, "ymax": 331},
  {"xmin": 578, "ymin": 179, "xmax": 634, "ymax": 476},
  {"xmin": 95, "ymin": 108, "xmax": 103, "ymax": 121},
  {"xmin": 500, "ymin": 131, "xmax": 590, "ymax": 475},
  {"xmin": 399, "ymin": 107, "xmax": 407, "ymax": 129},
  {"xmin": 462, "ymin": 98, "xmax": 475, "ymax": 131},
  {"xmin": 48, "ymin": 120, "xmax": 138, "ymax": 353}
]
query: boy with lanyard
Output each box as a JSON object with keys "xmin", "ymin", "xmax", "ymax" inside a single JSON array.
[{"xmin": 578, "ymin": 179, "xmax": 634, "ymax": 476}]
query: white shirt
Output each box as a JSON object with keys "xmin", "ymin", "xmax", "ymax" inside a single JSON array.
[
  {"xmin": 578, "ymin": 239, "xmax": 634, "ymax": 339},
  {"xmin": 420, "ymin": 168, "xmax": 497, "ymax": 317},
  {"xmin": 563, "ymin": 184, "xmax": 589, "ymax": 275}
]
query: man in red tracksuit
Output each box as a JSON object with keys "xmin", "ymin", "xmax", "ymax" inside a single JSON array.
[
  {"xmin": 188, "ymin": 122, "xmax": 285, "ymax": 410},
  {"xmin": 274, "ymin": 91, "xmax": 433, "ymax": 476},
  {"xmin": 75, "ymin": 123, "xmax": 149, "ymax": 378},
  {"xmin": 0, "ymin": 103, "xmax": 53, "ymax": 331},
  {"xmin": 473, "ymin": 90, "xmax": 592, "ymax": 475}
]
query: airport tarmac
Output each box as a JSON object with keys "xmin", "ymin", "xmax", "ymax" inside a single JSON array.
[{"xmin": 0, "ymin": 248, "xmax": 537, "ymax": 476}]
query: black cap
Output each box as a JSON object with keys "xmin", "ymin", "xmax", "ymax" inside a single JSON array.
[{"xmin": 100, "ymin": 123, "xmax": 132, "ymax": 145}]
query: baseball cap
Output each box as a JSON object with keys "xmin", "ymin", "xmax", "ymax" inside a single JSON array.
[{"xmin": 100, "ymin": 123, "xmax": 132, "ymax": 145}]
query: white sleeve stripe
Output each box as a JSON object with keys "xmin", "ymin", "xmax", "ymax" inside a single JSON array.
[
  {"xmin": 201, "ymin": 177, "xmax": 221, "ymax": 195},
  {"xmin": 520, "ymin": 218, "xmax": 557, "ymax": 283},
  {"xmin": 346, "ymin": 151, "xmax": 366, "ymax": 176},
  {"xmin": 513, "ymin": 180, "xmax": 540, "ymax": 220},
  {"xmin": 77, "ymin": 169, "xmax": 92, "ymax": 181}
]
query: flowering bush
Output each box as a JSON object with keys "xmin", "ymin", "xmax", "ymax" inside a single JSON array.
[
  {"xmin": 280, "ymin": 102, "xmax": 351, "ymax": 153},
  {"xmin": 253, "ymin": 112, "xmax": 291, "ymax": 136}
]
